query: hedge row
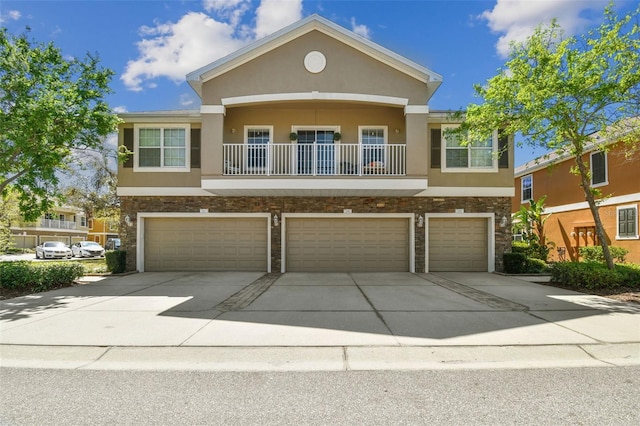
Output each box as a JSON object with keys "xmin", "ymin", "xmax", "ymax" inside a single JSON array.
[
  {"xmin": 579, "ymin": 246, "xmax": 629, "ymax": 263},
  {"xmin": 550, "ymin": 262, "xmax": 640, "ymax": 290},
  {"xmin": 503, "ymin": 252, "xmax": 549, "ymax": 274},
  {"xmin": 0, "ymin": 261, "xmax": 85, "ymax": 292},
  {"xmin": 105, "ymin": 250, "xmax": 127, "ymax": 274}
]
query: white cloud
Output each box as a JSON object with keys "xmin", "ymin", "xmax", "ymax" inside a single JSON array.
[
  {"xmin": 121, "ymin": 12, "xmax": 247, "ymax": 91},
  {"xmin": 350, "ymin": 17, "xmax": 371, "ymax": 39},
  {"xmin": 179, "ymin": 93, "xmax": 196, "ymax": 107},
  {"xmin": 0, "ymin": 9, "xmax": 20, "ymax": 23},
  {"xmin": 254, "ymin": 0, "xmax": 302, "ymax": 39},
  {"xmin": 112, "ymin": 106, "xmax": 128, "ymax": 113},
  {"xmin": 202, "ymin": 0, "xmax": 251, "ymax": 27},
  {"xmin": 122, "ymin": 0, "xmax": 302, "ymax": 91},
  {"xmin": 481, "ymin": 0, "xmax": 609, "ymax": 57}
]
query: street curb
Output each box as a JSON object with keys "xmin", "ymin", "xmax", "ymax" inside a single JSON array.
[{"xmin": 1, "ymin": 343, "xmax": 638, "ymax": 372}]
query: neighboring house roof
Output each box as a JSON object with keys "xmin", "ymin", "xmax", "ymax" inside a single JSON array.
[
  {"xmin": 186, "ymin": 14, "xmax": 443, "ymax": 100},
  {"xmin": 515, "ymin": 118, "xmax": 639, "ymax": 177}
]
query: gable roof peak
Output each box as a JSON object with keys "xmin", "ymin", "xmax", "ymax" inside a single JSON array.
[{"xmin": 186, "ymin": 13, "xmax": 442, "ymax": 98}]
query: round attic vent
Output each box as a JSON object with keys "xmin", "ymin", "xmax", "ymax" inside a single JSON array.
[{"xmin": 304, "ymin": 51, "xmax": 326, "ymax": 73}]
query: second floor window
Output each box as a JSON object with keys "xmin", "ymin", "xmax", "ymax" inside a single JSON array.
[
  {"xmin": 590, "ymin": 151, "xmax": 607, "ymax": 187},
  {"xmin": 134, "ymin": 125, "xmax": 190, "ymax": 172},
  {"xmin": 521, "ymin": 174, "xmax": 533, "ymax": 203},
  {"xmin": 441, "ymin": 125, "xmax": 497, "ymax": 172}
]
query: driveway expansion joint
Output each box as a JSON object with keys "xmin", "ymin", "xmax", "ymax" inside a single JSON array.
[
  {"xmin": 215, "ymin": 273, "xmax": 281, "ymax": 312},
  {"xmin": 417, "ymin": 273, "xmax": 529, "ymax": 311}
]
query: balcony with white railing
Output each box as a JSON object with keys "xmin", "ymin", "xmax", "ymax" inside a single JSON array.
[
  {"xmin": 203, "ymin": 142, "xmax": 427, "ymax": 196},
  {"xmin": 223, "ymin": 143, "xmax": 406, "ymax": 176},
  {"xmin": 39, "ymin": 219, "xmax": 78, "ymax": 230}
]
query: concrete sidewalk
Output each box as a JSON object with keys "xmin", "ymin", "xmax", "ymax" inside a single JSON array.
[{"xmin": 1, "ymin": 271, "xmax": 638, "ymax": 371}]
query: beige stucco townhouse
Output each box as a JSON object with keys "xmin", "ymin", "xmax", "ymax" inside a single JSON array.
[{"xmin": 117, "ymin": 15, "xmax": 514, "ymax": 273}]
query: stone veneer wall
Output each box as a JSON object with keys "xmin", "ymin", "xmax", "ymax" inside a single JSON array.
[{"xmin": 120, "ymin": 196, "xmax": 512, "ymax": 273}]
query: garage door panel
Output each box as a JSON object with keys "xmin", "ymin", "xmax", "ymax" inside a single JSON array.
[
  {"xmin": 145, "ymin": 218, "xmax": 267, "ymax": 272},
  {"xmin": 429, "ymin": 218, "xmax": 488, "ymax": 272},
  {"xmin": 286, "ymin": 218, "xmax": 409, "ymax": 272}
]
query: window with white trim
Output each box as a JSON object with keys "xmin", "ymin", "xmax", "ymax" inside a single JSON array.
[
  {"xmin": 521, "ymin": 174, "xmax": 533, "ymax": 203},
  {"xmin": 245, "ymin": 126, "xmax": 272, "ymax": 169},
  {"xmin": 134, "ymin": 124, "xmax": 190, "ymax": 172},
  {"xmin": 617, "ymin": 205, "xmax": 638, "ymax": 239},
  {"xmin": 590, "ymin": 151, "xmax": 608, "ymax": 187},
  {"xmin": 441, "ymin": 125, "xmax": 497, "ymax": 172},
  {"xmin": 359, "ymin": 126, "xmax": 387, "ymax": 166}
]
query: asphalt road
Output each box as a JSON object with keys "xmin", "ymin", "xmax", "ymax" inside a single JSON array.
[{"xmin": 1, "ymin": 366, "xmax": 638, "ymax": 425}]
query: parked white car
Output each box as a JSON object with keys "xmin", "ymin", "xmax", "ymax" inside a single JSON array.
[
  {"xmin": 35, "ymin": 242, "xmax": 73, "ymax": 259},
  {"xmin": 71, "ymin": 241, "xmax": 106, "ymax": 258}
]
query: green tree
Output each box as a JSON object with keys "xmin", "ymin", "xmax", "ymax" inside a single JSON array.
[
  {"xmin": 63, "ymin": 147, "xmax": 119, "ymax": 228},
  {"xmin": 514, "ymin": 196, "xmax": 554, "ymax": 261},
  {"xmin": 0, "ymin": 187, "xmax": 21, "ymax": 253},
  {"xmin": 0, "ymin": 29, "xmax": 120, "ymax": 221},
  {"xmin": 458, "ymin": 3, "xmax": 640, "ymax": 270}
]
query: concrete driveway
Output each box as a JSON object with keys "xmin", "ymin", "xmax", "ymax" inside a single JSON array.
[{"xmin": 1, "ymin": 272, "xmax": 639, "ymax": 370}]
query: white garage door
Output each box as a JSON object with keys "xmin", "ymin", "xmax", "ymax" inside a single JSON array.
[
  {"xmin": 428, "ymin": 218, "xmax": 488, "ymax": 272},
  {"xmin": 144, "ymin": 218, "xmax": 268, "ymax": 272},
  {"xmin": 286, "ymin": 217, "xmax": 409, "ymax": 272}
]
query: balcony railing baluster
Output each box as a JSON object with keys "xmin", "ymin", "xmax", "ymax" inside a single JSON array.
[{"xmin": 223, "ymin": 143, "xmax": 406, "ymax": 176}]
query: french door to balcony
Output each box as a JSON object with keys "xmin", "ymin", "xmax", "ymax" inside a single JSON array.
[{"xmin": 296, "ymin": 130, "xmax": 335, "ymax": 175}]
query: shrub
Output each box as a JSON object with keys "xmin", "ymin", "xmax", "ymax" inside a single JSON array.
[
  {"xmin": 0, "ymin": 261, "xmax": 84, "ymax": 292},
  {"xmin": 548, "ymin": 261, "xmax": 640, "ymax": 289},
  {"xmin": 105, "ymin": 250, "xmax": 127, "ymax": 274},
  {"xmin": 511, "ymin": 241, "xmax": 531, "ymax": 255},
  {"xmin": 504, "ymin": 252, "xmax": 528, "ymax": 274},
  {"xmin": 526, "ymin": 257, "xmax": 550, "ymax": 273},
  {"xmin": 579, "ymin": 246, "xmax": 629, "ymax": 263},
  {"xmin": 615, "ymin": 263, "xmax": 640, "ymax": 286}
]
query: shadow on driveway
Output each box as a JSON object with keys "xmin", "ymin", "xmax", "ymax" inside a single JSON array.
[{"xmin": 1, "ymin": 272, "xmax": 638, "ymax": 347}]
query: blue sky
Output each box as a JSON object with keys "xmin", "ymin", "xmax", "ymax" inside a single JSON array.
[{"xmin": 1, "ymin": 0, "xmax": 636, "ymax": 165}]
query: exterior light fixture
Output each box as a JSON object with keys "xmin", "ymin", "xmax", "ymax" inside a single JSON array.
[
  {"xmin": 571, "ymin": 231, "xmax": 577, "ymax": 237},
  {"xmin": 231, "ymin": 128, "xmax": 236, "ymax": 133},
  {"xmin": 579, "ymin": 231, "xmax": 585, "ymax": 237},
  {"xmin": 124, "ymin": 215, "xmax": 132, "ymax": 227},
  {"xmin": 417, "ymin": 215, "xmax": 424, "ymax": 228},
  {"xmin": 499, "ymin": 216, "xmax": 508, "ymax": 228},
  {"xmin": 273, "ymin": 214, "xmax": 279, "ymax": 227}
]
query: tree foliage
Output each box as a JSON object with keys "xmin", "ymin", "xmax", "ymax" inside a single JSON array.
[
  {"xmin": 0, "ymin": 187, "xmax": 21, "ymax": 253},
  {"xmin": 459, "ymin": 3, "xmax": 640, "ymax": 269},
  {"xmin": 0, "ymin": 29, "xmax": 120, "ymax": 221},
  {"xmin": 513, "ymin": 196, "xmax": 554, "ymax": 261},
  {"xmin": 63, "ymin": 148, "xmax": 119, "ymax": 227}
]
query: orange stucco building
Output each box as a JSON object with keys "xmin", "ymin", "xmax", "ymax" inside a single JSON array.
[{"xmin": 513, "ymin": 141, "xmax": 640, "ymax": 264}]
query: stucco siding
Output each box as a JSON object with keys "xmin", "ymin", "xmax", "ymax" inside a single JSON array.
[{"xmin": 201, "ymin": 31, "xmax": 429, "ymax": 105}]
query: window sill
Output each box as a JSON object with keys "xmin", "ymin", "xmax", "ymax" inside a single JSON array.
[
  {"xmin": 133, "ymin": 167, "xmax": 191, "ymax": 173},
  {"xmin": 440, "ymin": 167, "xmax": 499, "ymax": 174}
]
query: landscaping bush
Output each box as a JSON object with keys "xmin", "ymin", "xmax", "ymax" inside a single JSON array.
[
  {"xmin": 579, "ymin": 246, "xmax": 629, "ymax": 263},
  {"xmin": 105, "ymin": 250, "xmax": 127, "ymax": 274},
  {"xmin": 511, "ymin": 241, "xmax": 531, "ymax": 255},
  {"xmin": 503, "ymin": 252, "xmax": 528, "ymax": 274},
  {"xmin": 0, "ymin": 261, "xmax": 84, "ymax": 292},
  {"xmin": 526, "ymin": 257, "xmax": 550, "ymax": 273},
  {"xmin": 549, "ymin": 262, "xmax": 640, "ymax": 290}
]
